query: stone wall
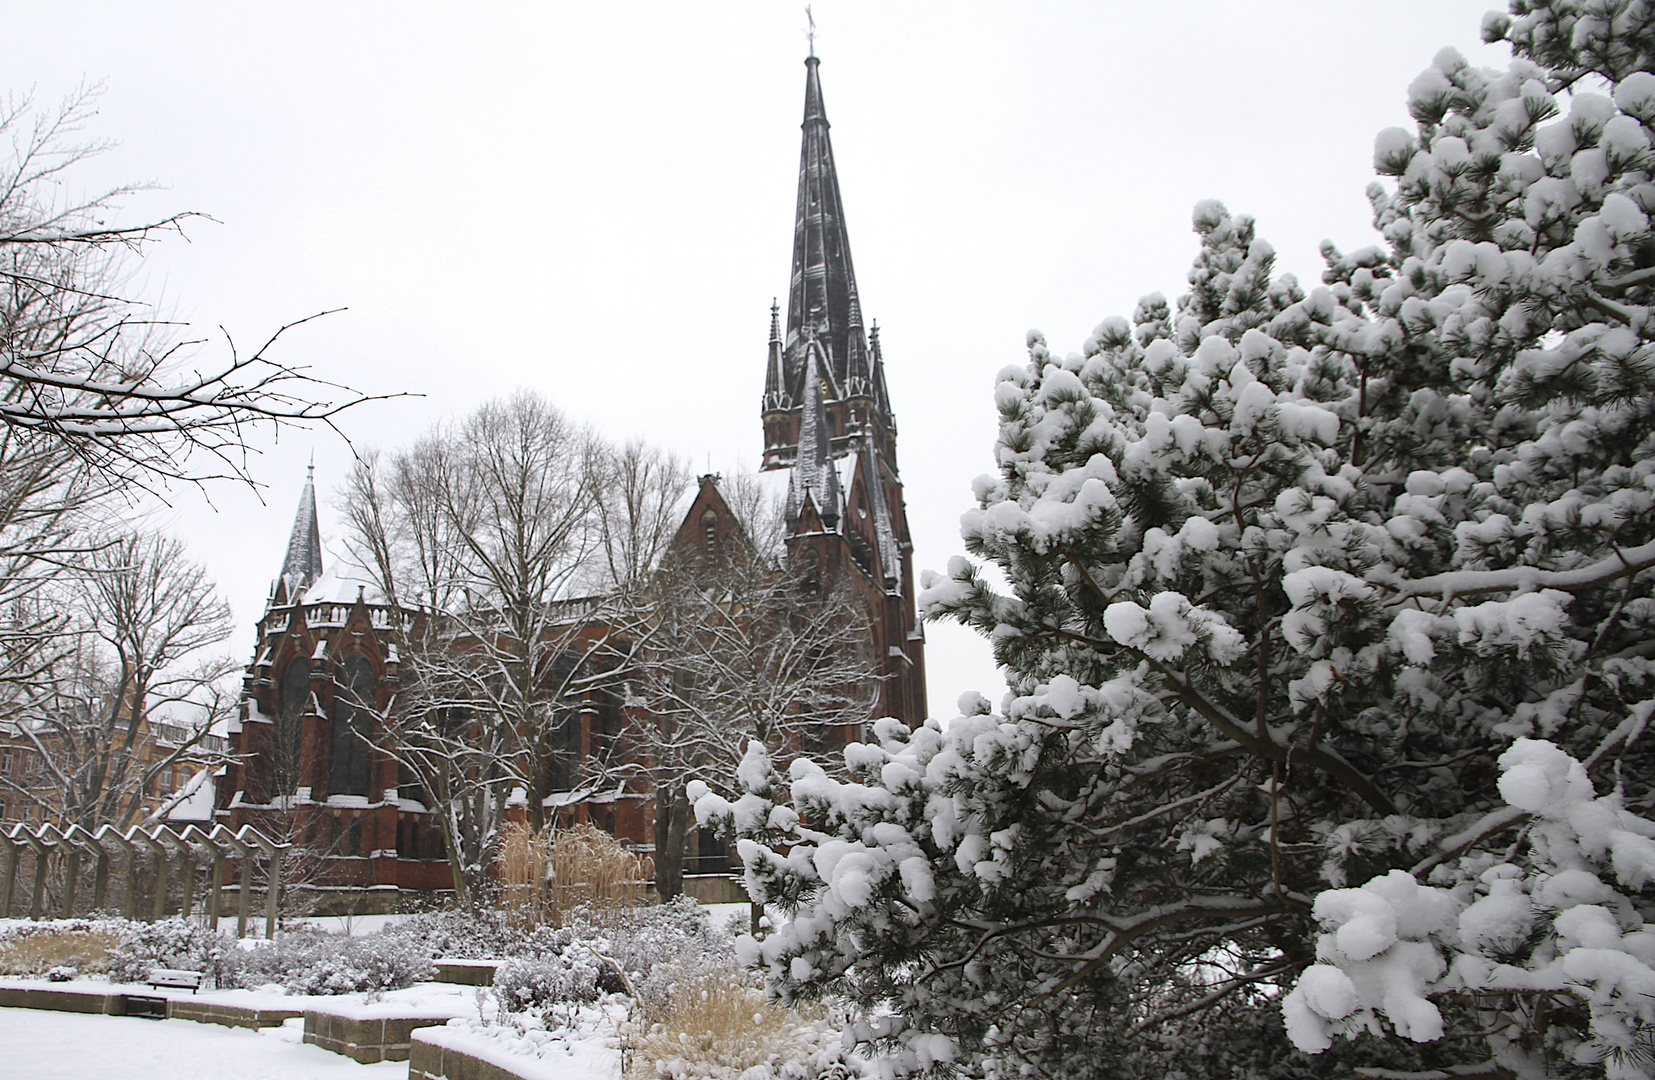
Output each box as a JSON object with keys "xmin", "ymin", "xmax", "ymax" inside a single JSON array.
[
  {"xmin": 408, "ymin": 1034, "xmax": 533, "ymax": 1080},
  {"xmin": 304, "ymin": 1009, "xmax": 451, "ymax": 1064}
]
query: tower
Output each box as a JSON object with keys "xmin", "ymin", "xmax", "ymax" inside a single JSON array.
[
  {"xmin": 218, "ymin": 469, "xmax": 448, "ymax": 902},
  {"xmin": 765, "ymin": 52, "xmax": 926, "ymax": 727}
]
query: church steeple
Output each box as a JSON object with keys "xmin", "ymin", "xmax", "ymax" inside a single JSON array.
[
  {"xmin": 277, "ymin": 462, "xmax": 324, "ymax": 600},
  {"xmin": 763, "ymin": 52, "xmax": 893, "ymax": 470},
  {"xmin": 786, "ymin": 53, "xmax": 868, "ymax": 402}
]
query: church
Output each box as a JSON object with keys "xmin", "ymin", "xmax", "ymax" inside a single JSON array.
[{"xmin": 214, "ymin": 51, "xmax": 925, "ymax": 900}]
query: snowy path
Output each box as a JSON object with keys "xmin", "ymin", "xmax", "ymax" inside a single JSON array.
[{"xmin": 0, "ymin": 1007, "xmax": 406, "ymax": 1080}]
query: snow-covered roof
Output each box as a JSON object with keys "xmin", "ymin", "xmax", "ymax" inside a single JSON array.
[
  {"xmin": 297, "ymin": 566, "xmax": 390, "ymax": 607},
  {"xmin": 164, "ymin": 769, "xmax": 216, "ymax": 823}
]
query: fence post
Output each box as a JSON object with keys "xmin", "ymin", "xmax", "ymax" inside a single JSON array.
[
  {"xmin": 236, "ymin": 850, "xmax": 254, "ymax": 938},
  {"xmin": 0, "ymin": 830, "xmax": 18, "ymax": 918},
  {"xmin": 208, "ymin": 849, "xmax": 225, "ymax": 931},
  {"xmin": 109, "ymin": 831, "xmax": 140, "ymax": 921},
  {"xmin": 22, "ymin": 832, "xmax": 51, "ymax": 921},
  {"xmin": 58, "ymin": 826, "xmax": 91, "ymax": 919},
  {"xmin": 264, "ymin": 847, "xmax": 282, "ymax": 939},
  {"xmin": 92, "ymin": 844, "xmax": 110, "ymax": 913},
  {"xmin": 162, "ymin": 828, "xmax": 197, "ymax": 919},
  {"xmin": 134, "ymin": 830, "xmax": 169, "ymax": 922}
]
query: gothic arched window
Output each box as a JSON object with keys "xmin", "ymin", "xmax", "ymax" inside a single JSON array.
[
  {"xmin": 276, "ymin": 656, "xmax": 310, "ymax": 795},
  {"xmin": 329, "ymin": 655, "xmax": 375, "ymax": 797},
  {"xmin": 800, "ymin": 548, "xmax": 822, "ymax": 599},
  {"xmin": 701, "ymin": 509, "xmax": 718, "ymax": 557}
]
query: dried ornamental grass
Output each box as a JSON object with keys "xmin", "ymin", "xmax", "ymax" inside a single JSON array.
[
  {"xmin": 0, "ymin": 929, "xmax": 120, "ymax": 976},
  {"xmin": 500, "ymin": 821, "xmax": 552, "ymax": 925},
  {"xmin": 628, "ymin": 970, "xmax": 829, "ymax": 1080},
  {"xmin": 547, "ymin": 822, "xmax": 646, "ymax": 921}
]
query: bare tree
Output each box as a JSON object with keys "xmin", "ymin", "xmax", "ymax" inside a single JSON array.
[
  {"xmin": 0, "ymin": 532, "xmax": 236, "ymax": 829},
  {"xmin": 339, "ymin": 393, "xmax": 677, "ymax": 900},
  {"xmin": 0, "ymin": 86, "xmax": 397, "ymax": 815},
  {"xmin": 632, "ymin": 494, "xmax": 883, "ymax": 899},
  {"xmin": 595, "ymin": 440, "xmax": 693, "ymax": 598},
  {"xmin": 0, "ymin": 85, "xmax": 395, "ymax": 491}
]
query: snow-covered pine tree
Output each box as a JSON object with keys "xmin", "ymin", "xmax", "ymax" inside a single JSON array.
[{"xmin": 700, "ymin": 3, "xmax": 1655, "ymax": 1076}]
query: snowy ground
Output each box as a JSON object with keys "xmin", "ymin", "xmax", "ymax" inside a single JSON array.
[
  {"xmin": 291, "ymin": 900, "xmax": 755, "ymax": 937},
  {"xmin": 0, "ymin": 1007, "xmax": 407, "ymax": 1080},
  {"xmin": 0, "ymin": 899, "xmax": 767, "ymax": 1077}
]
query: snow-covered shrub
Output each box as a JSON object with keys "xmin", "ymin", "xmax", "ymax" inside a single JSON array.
[
  {"xmin": 383, "ymin": 907, "xmax": 522, "ymax": 959},
  {"xmin": 243, "ymin": 928, "xmax": 432, "ymax": 995},
  {"xmin": 493, "ymin": 951, "xmax": 603, "ymax": 1014},
  {"xmin": 107, "ymin": 917, "xmax": 240, "ymax": 987},
  {"xmin": 699, "ymin": 4, "xmax": 1655, "ymax": 1076},
  {"xmin": 1286, "ymin": 738, "xmax": 1655, "ymax": 1071},
  {"xmin": 576, "ymin": 896, "xmax": 732, "ymax": 1008},
  {"xmin": 384, "ymin": 905, "xmax": 601, "ymax": 962}
]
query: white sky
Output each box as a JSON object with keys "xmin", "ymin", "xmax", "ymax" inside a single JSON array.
[{"xmin": 0, "ymin": 2, "xmax": 1512, "ymax": 715}]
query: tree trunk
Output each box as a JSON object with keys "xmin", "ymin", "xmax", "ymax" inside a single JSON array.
[
  {"xmin": 653, "ymin": 786, "xmax": 692, "ymax": 900},
  {"xmin": 440, "ymin": 806, "xmax": 470, "ymax": 908}
]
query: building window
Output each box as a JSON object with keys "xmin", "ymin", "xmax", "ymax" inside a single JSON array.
[
  {"xmin": 277, "ymin": 656, "xmax": 311, "ymax": 795},
  {"xmin": 800, "ymin": 549, "xmax": 822, "ymax": 599},
  {"xmin": 329, "ymin": 655, "xmax": 375, "ymax": 797}
]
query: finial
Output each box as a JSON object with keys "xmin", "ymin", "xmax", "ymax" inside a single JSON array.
[
  {"xmin": 307, "ymin": 449, "xmax": 315, "ymax": 480},
  {"xmin": 769, "ymin": 298, "xmax": 781, "ymax": 342},
  {"xmin": 805, "ymin": 4, "xmax": 817, "ymax": 58}
]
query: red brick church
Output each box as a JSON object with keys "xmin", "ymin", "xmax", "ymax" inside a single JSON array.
[{"xmin": 215, "ymin": 52, "xmax": 925, "ymax": 898}]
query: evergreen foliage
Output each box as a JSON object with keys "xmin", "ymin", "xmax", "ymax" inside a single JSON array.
[{"xmin": 699, "ymin": 3, "xmax": 1655, "ymax": 1075}]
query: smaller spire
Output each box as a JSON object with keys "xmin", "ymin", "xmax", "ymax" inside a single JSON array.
[
  {"xmin": 860, "ymin": 428, "xmax": 901, "ymax": 589},
  {"xmin": 763, "ymin": 299, "xmax": 788, "ymax": 412},
  {"xmin": 786, "ymin": 343, "xmax": 841, "ymax": 529},
  {"xmin": 278, "ymin": 464, "xmax": 324, "ymax": 601},
  {"xmin": 870, "ymin": 318, "xmax": 894, "ymax": 428}
]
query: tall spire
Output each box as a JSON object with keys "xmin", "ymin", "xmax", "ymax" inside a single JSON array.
[
  {"xmin": 762, "ymin": 46, "xmax": 898, "ymax": 473},
  {"xmin": 784, "ymin": 53, "xmax": 871, "ymax": 404},
  {"xmin": 278, "ymin": 461, "xmax": 324, "ymax": 599}
]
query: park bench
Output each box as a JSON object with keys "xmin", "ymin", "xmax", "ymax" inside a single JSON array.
[{"xmin": 147, "ymin": 968, "xmax": 204, "ymax": 993}]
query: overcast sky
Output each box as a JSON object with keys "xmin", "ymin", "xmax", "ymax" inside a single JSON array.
[{"xmin": 2, "ymin": 2, "xmax": 1512, "ymax": 714}]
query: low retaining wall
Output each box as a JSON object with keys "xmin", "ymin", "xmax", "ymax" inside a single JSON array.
[
  {"xmin": 0, "ymin": 982, "xmax": 303, "ymax": 1029},
  {"xmin": 168, "ymin": 998, "xmax": 305, "ymax": 1030},
  {"xmin": 305, "ymin": 1008, "xmax": 453, "ymax": 1064},
  {"xmin": 432, "ymin": 960, "xmax": 500, "ymax": 986},
  {"xmin": 409, "ymin": 1031, "xmax": 533, "ymax": 1080},
  {"xmin": 0, "ymin": 981, "xmax": 540, "ymax": 1079},
  {"xmin": 642, "ymin": 873, "xmax": 748, "ymax": 905},
  {"xmin": 0, "ymin": 984, "xmax": 127, "ymax": 1015}
]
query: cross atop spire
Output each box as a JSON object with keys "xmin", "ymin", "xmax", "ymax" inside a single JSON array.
[{"xmin": 805, "ymin": 5, "xmax": 817, "ymax": 59}]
